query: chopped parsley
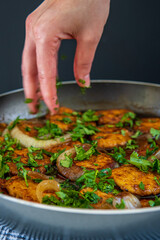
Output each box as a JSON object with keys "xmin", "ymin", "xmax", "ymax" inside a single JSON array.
[
  {"xmin": 61, "ymin": 117, "xmax": 72, "ymax": 124},
  {"xmin": 139, "ymin": 181, "xmax": 145, "ymax": 190},
  {"xmin": 8, "ymin": 117, "xmax": 20, "ymax": 130},
  {"xmin": 131, "ymin": 130, "xmax": 142, "ymax": 139},
  {"xmin": 116, "ymin": 112, "xmax": 136, "ymax": 128},
  {"xmin": 149, "ymin": 196, "xmax": 160, "ymax": 207},
  {"xmin": 129, "ymin": 151, "xmax": 152, "ymax": 172},
  {"xmin": 109, "ymin": 147, "xmax": 127, "ymax": 164},
  {"xmin": 60, "ymin": 154, "xmax": 73, "ymax": 168},
  {"xmin": 150, "ymin": 128, "xmax": 160, "ymax": 140},
  {"xmin": 125, "ymin": 139, "xmax": 138, "ymax": 150},
  {"xmin": 24, "ymin": 98, "xmax": 33, "ymax": 104},
  {"xmin": 82, "ymin": 110, "xmax": 99, "ymax": 122},
  {"xmin": 35, "ymin": 121, "xmax": 62, "ymax": 139},
  {"xmin": 115, "ymin": 199, "xmax": 125, "ymax": 209}
]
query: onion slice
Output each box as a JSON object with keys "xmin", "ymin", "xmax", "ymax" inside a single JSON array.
[
  {"xmin": 36, "ymin": 180, "xmax": 60, "ymax": 203},
  {"xmin": 57, "ymin": 148, "xmax": 84, "ymax": 181},
  {"xmin": 112, "ymin": 192, "xmax": 141, "ymax": 209},
  {"xmin": 3, "ymin": 125, "xmax": 71, "ymax": 149}
]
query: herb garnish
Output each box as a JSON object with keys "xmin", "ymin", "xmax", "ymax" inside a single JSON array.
[
  {"xmin": 24, "ymin": 98, "xmax": 33, "ymax": 104},
  {"xmin": 116, "ymin": 112, "xmax": 136, "ymax": 128},
  {"xmin": 35, "ymin": 121, "xmax": 62, "ymax": 139},
  {"xmin": 139, "ymin": 181, "xmax": 145, "ymax": 190}
]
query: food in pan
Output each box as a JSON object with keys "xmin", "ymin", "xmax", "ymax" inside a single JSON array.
[{"xmin": 1, "ymin": 107, "xmax": 160, "ymax": 209}]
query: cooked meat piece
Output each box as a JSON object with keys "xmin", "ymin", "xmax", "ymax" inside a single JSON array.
[
  {"xmin": 56, "ymin": 107, "xmax": 74, "ymax": 114},
  {"xmin": 57, "ymin": 146, "xmax": 118, "ymax": 181},
  {"xmin": 6, "ymin": 148, "xmax": 52, "ymax": 175},
  {"xmin": 75, "ymin": 152, "xmax": 118, "ymax": 170},
  {"xmin": 134, "ymin": 118, "xmax": 160, "ymax": 133},
  {"xmin": 46, "ymin": 114, "xmax": 76, "ymax": 132},
  {"xmin": 140, "ymin": 199, "xmax": 151, "ymax": 208},
  {"xmin": 112, "ymin": 165, "xmax": 160, "ymax": 196},
  {"xmin": 95, "ymin": 109, "xmax": 131, "ymax": 125},
  {"xmin": 16, "ymin": 119, "xmax": 45, "ymax": 138},
  {"xmin": 92, "ymin": 129, "xmax": 131, "ymax": 149},
  {"xmin": 5, "ymin": 176, "xmax": 38, "ymax": 202},
  {"xmin": 80, "ymin": 187, "xmax": 114, "ymax": 209}
]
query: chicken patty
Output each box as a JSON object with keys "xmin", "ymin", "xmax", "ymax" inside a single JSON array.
[{"xmin": 112, "ymin": 165, "xmax": 160, "ymax": 196}]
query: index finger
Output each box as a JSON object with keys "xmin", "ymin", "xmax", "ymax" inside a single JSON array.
[{"xmin": 35, "ymin": 38, "xmax": 61, "ymax": 114}]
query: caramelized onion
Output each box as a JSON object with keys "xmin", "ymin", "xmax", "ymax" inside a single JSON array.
[
  {"xmin": 112, "ymin": 192, "xmax": 141, "ymax": 209},
  {"xmin": 36, "ymin": 180, "xmax": 60, "ymax": 203},
  {"xmin": 57, "ymin": 148, "xmax": 84, "ymax": 181},
  {"xmin": 4, "ymin": 125, "xmax": 71, "ymax": 148}
]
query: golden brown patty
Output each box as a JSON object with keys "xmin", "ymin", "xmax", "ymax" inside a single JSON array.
[
  {"xmin": 5, "ymin": 176, "xmax": 38, "ymax": 202},
  {"xmin": 95, "ymin": 109, "xmax": 131, "ymax": 125},
  {"xmin": 112, "ymin": 165, "xmax": 160, "ymax": 196},
  {"xmin": 91, "ymin": 129, "xmax": 132, "ymax": 149},
  {"xmin": 80, "ymin": 187, "xmax": 114, "ymax": 209},
  {"xmin": 134, "ymin": 118, "xmax": 160, "ymax": 133}
]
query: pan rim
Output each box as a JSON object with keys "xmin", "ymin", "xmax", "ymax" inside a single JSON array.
[
  {"xmin": 1, "ymin": 79, "xmax": 160, "ymax": 215},
  {"xmin": 0, "ymin": 79, "xmax": 160, "ymax": 97}
]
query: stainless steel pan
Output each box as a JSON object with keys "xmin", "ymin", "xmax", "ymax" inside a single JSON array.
[{"xmin": 1, "ymin": 80, "xmax": 160, "ymax": 240}]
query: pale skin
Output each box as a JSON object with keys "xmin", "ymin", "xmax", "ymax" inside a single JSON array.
[{"xmin": 22, "ymin": 0, "xmax": 110, "ymax": 114}]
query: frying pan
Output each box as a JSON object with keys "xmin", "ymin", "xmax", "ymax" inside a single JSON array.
[{"xmin": 0, "ymin": 80, "xmax": 160, "ymax": 240}]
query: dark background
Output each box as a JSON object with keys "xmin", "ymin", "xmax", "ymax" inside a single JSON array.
[{"xmin": 0, "ymin": 0, "xmax": 160, "ymax": 94}]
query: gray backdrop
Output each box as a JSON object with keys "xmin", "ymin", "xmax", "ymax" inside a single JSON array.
[{"xmin": 0, "ymin": 0, "xmax": 160, "ymax": 94}]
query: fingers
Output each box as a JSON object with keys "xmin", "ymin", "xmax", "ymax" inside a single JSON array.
[
  {"xmin": 35, "ymin": 37, "xmax": 61, "ymax": 114},
  {"xmin": 74, "ymin": 35, "xmax": 100, "ymax": 88},
  {"xmin": 22, "ymin": 17, "xmax": 39, "ymax": 114}
]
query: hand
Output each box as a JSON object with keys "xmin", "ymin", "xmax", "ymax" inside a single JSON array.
[{"xmin": 22, "ymin": 0, "xmax": 110, "ymax": 114}]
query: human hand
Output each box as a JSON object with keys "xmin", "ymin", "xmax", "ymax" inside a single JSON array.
[{"xmin": 22, "ymin": 0, "xmax": 110, "ymax": 114}]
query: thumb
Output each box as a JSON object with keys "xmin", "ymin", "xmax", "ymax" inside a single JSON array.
[{"xmin": 74, "ymin": 35, "xmax": 100, "ymax": 88}]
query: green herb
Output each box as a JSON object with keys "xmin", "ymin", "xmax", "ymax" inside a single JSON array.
[
  {"xmin": 61, "ymin": 117, "xmax": 72, "ymax": 124},
  {"xmin": 42, "ymin": 149, "xmax": 65, "ymax": 163},
  {"xmin": 27, "ymin": 153, "xmax": 40, "ymax": 167},
  {"xmin": 116, "ymin": 112, "xmax": 136, "ymax": 128},
  {"xmin": 13, "ymin": 156, "xmax": 21, "ymax": 163},
  {"xmin": 82, "ymin": 110, "xmax": 99, "ymax": 122},
  {"xmin": 131, "ymin": 131, "xmax": 142, "ymax": 139},
  {"xmin": 35, "ymin": 121, "xmax": 62, "ymax": 139},
  {"xmin": 24, "ymin": 98, "xmax": 33, "ymax": 104},
  {"xmin": 115, "ymin": 199, "xmax": 125, "ymax": 209},
  {"xmin": 71, "ymin": 122, "xmax": 99, "ymax": 142},
  {"xmin": 129, "ymin": 151, "xmax": 152, "ymax": 172},
  {"xmin": 107, "ymin": 125, "xmax": 114, "ymax": 128},
  {"xmin": 83, "ymin": 191, "xmax": 100, "ymax": 204},
  {"xmin": 79, "ymin": 79, "xmax": 86, "ymax": 84},
  {"xmin": 152, "ymin": 158, "xmax": 160, "ymax": 174},
  {"xmin": 121, "ymin": 130, "xmax": 126, "ymax": 136},
  {"xmin": 150, "ymin": 128, "xmax": 160, "ymax": 140},
  {"xmin": 60, "ymin": 154, "xmax": 73, "ymax": 168},
  {"xmin": 56, "ymin": 78, "xmax": 62, "ymax": 89},
  {"xmin": 16, "ymin": 162, "xmax": 29, "ymax": 187},
  {"xmin": 135, "ymin": 120, "xmax": 142, "ymax": 126},
  {"xmin": 8, "ymin": 117, "xmax": 20, "ymax": 130},
  {"xmin": 109, "ymin": 147, "xmax": 127, "ymax": 164},
  {"xmin": 0, "ymin": 155, "xmax": 10, "ymax": 179},
  {"xmin": 106, "ymin": 197, "xmax": 113, "ymax": 205},
  {"xmin": 154, "ymin": 176, "xmax": 160, "ymax": 186},
  {"xmin": 149, "ymin": 196, "xmax": 160, "ymax": 207},
  {"xmin": 43, "ymin": 189, "xmax": 92, "ymax": 209},
  {"xmin": 33, "ymin": 179, "xmax": 43, "ymax": 183},
  {"xmin": 74, "ymin": 142, "xmax": 98, "ymax": 161},
  {"xmin": 125, "ymin": 139, "xmax": 138, "ymax": 150},
  {"xmin": 139, "ymin": 181, "xmax": 145, "ymax": 190},
  {"xmin": 25, "ymin": 126, "xmax": 31, "ymax": 132}
]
